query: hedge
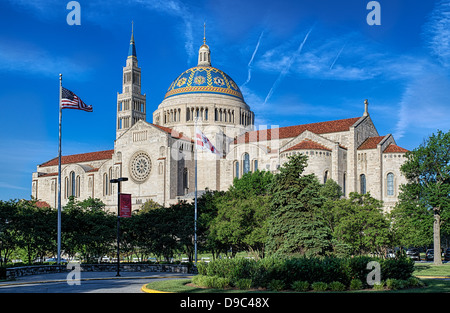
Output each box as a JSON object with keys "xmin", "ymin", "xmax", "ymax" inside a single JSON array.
[{"xmin": 197, "ymin": 256, "xmax": 415, "ymax": 290}]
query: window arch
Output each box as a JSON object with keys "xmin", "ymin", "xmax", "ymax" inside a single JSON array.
[
  {"xmin": 70, "ymin": 171, "xmax": 76, "ymax": 197},
  {"xmin": 387, "ymin": 172, "xmax": 394, "ymax": 196},
  {"xmin": 360, "ymin": 174, "xmax": 366, "ymax": 194},
  {"xmin": 324, "ymin": 170, "xmax": 329, "ymax": 184},
  {"xmin": 243, "ymin": 153, "xmax": 250, "ymax": 175}
]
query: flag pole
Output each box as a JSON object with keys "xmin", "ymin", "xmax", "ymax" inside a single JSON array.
[
  {"xmin": 57, "ymin": 73, "xmax": 62, "ymax": 265},
  {"xmin": 194, "ymin": 118, "xmax": 198, "ymax": 266}
]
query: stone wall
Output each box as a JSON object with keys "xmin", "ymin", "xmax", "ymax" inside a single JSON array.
[{"xmin": 6, "ymin": 263, "xmax": 190, "ymax": 279}]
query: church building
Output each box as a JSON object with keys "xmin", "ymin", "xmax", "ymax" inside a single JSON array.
[{"xmin": 31, "ymin": 29, "xmax": 408, "ymax": 212}]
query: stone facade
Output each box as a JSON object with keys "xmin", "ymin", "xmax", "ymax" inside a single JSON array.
[{"xmin": 32, "ymin": 32, "xmax": 408, "ymax": 212}]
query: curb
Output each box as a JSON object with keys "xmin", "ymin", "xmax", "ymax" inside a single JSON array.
[{"xmin": 141, "ymin": 276, "xmax": 193, "ymax": 293}]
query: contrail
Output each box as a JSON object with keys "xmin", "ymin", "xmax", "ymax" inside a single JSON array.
[
  {"xmin": 264, "ymin": 26, "xmax": 313, "ymax": 105},
  {"xmin": 242, "ymin": 31, "xmax": 264, "ymax": 87},
  {"xmin": 330, "ymin": 42, "xmax": 346, "ymax": 70}
]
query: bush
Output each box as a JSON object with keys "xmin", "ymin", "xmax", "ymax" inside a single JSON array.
[
  {"xmin": 291, "ymin": 281, "xmax": 309, "ymax": 292},
  {"xmin": 196, "ymin": 256, "xmax": 416, "ymax": 291},
  {"xmin": 192, "ymin": 275, "xmax": 231, "ymax": 289},
  {"xmin": 329, "ymin": 281, "xmax": 346, "ymax": 291},
  {"xmin": 311, "ymin": 282, "xmax": 328, "ymax": 291},
  {"xmin": 235, "ymin": 278, "xmax": 252, "ymax": 290},
  {"xmin": 349, "ymin": 279, "xmax": 363, "ymax": 290},
  {"xmin": 268, "ymin": 279, "xmax": 285, "ymax": 291},
  {"xmin": 407, "ymin": 277, "xmax": 424, "ymax": 288},
  {"xmin": 373, "ymin": 281, "xmax": 385, "ymax": 291},
  {"xmin": 385, "ymin": 278, "xmax": 400, "ymax": 290}
]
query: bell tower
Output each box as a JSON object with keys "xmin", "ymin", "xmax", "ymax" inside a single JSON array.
[{"xmin": 116, "ymin": 22, "xmax": 146, "ymax": 139}]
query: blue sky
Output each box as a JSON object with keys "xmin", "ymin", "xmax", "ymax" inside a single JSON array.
[{"xmin": 1, "ymin": 0, "xmax": 450, "ymax": 200}]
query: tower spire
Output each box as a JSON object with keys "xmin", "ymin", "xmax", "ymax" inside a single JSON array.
[
  {"xmin": 128, "ymin": 21, "xmax": 137, "ymax": 59},
  {"xmin": 203, "ymin": 22, "xmax": 206, "ymax": 45},
  {"xmin": 198, "ymin": 23, "xmax": 211, "ymax": 67}
]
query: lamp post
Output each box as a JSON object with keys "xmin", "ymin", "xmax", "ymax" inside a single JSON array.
[{"xmin": 110, "ymin": 177, "xmax": 128, "ymax": 277}]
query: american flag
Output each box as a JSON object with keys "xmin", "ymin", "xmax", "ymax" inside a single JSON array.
[
  {"xmin": 61, "ymin": 87, "xmax": 93, "ymax": 112},
  {"xmin": 195, "ymin": 127, "xmax": 221, "ymax": 156}
]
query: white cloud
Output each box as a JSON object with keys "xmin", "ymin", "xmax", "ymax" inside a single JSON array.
[{"xmin": 424, "ymin": 0, "xmax": 450, "ymax": 68}]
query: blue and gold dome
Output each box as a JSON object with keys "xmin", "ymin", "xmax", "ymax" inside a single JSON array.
[{"xmin": 164, "ymin": 66, "xmax": 244, "ymax": 100}]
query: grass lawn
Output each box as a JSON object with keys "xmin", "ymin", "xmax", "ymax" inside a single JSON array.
[
  {"xmin": 414, "ymin": 263, "xmax": 450, "ymax": 277},
  {"xmin": 145, "ymin": 263, "xmax": 450, "ymax": 293},
  {"xmin": 145, "ymin": 278, "xmax": 450, "ymax": 293}
]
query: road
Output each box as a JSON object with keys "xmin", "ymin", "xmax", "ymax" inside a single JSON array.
[{"xmin": 0, "ymin": 272, "xmax": 191, "ymax": 293}]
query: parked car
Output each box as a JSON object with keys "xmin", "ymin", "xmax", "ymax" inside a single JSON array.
[
  {"xmin": 385, "ymin": 249, "xmax": 396, "ymax": 258},
  {"xmin": 444, "ymin": 248, "xmax": 450, "ymax": 261},
  {"xmin": 406, "ymin": 248, "xmax": 420, "ymax": 261},
  {"xmin": 425, "ymin": 249, "xmax": 434, "ymax": 261}
]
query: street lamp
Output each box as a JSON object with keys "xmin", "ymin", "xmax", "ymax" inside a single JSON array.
[{"xmin": 110, "ymin": 177, "xmax": 128, "ymax": 277}]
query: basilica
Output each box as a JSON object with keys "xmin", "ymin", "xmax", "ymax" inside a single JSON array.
[{"xmin": 31, "ymin": 29, "xmax": 408, "ymax": 212}]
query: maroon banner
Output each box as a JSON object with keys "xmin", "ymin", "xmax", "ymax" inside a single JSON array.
[{"xmin": 119, "ymin": 193, "xmax": 132, "ymax": 218}]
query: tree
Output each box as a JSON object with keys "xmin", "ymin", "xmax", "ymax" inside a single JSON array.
[
  {"xmin": 210, "ymin": 171, "xmax": 273, "ymax": 258},
  {"xmin": 331, "ymin": 193, "xmax": 391, "ymax": 255},
  {"xmin": 399, "ymin": 130, "xmax": 450, "ymax": 265},
  {"xmin": 266, "ymin": 154, "xmax": 332, "ymax": 257}
]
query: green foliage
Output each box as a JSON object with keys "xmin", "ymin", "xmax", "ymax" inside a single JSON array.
[
  {"xmin": 291, "ymin": 281, "xmax": 309, "ymax": 292},
  {"xmin": 373, "ymin": 282, "xmax": 385, "ymax": 291},
  {"xmin": 385, "ymin": 278, "xmax": 400, "ymax": 290},
  {"xmin": 311, "ymin": 282, "xmax": 328, "ymax": 291},
  {"xmin": 192, "ymin": 275, "xmax": 231, "ymax": 289},
  {"xmin": 329, "ymin": 281, "xmax": 346, "ymax": 291},
  {"xmin": 349, "ymin": 279, "xmax": 363, "ymax": 290},
  {"xmin": 199, "ymin": 256, "xmax": 415, "ymax": 291},
  {"xmin": 268, "ymin": 279, "xmax": 285, "ymax": 291},
  {"xmin": 235, "ymin": 278, "xmax": 252, "ymax": 290},
  {"xmin": 266, "ymin": 154, "xmax": 333, "ymax": 257}
]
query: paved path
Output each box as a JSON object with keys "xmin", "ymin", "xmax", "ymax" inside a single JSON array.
[{"xmin": 0, "ymin": 272, "xmax": 191, "ymax": 293}]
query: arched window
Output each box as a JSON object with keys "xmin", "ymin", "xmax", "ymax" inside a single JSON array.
[
  {"xmin": 343, "ymin": 173, "xmax": 346, "ymax": 197},
  {"xmin": 234, "ymin": 161, "xmax": 239, "ymax": 179},
  {"xmin": 70, "ymin": 171, "xmax": 76, "ymax": 197},
  {"xmin": 243, "ymin": 153, "xmax": 250, "ymax": 174},
  {"xmin": 252, "ymin": 159, "xmax": 258, "ymax": 172},
  {"xmin": 324, "ymin": 170, "xmax": 329, "ymax": 184},
  {"xmin": 103, "ymin": 173, "xmax": 108, "ymax": 196},
  {"xmin": 360, "ymin": 174, "xmax": 366, "ymax": 194},
  {"xmin": 76, "ymin": 175, "xmax": 80, "ymax": 197},
  {"xmin": 387, "ymin": 172, "xmax": 394, "ymax": 196}
]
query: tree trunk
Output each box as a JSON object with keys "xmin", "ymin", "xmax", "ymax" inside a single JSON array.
[{"xmin": 433, "ymin": 207, "xmax": 442, "ymax": 265}]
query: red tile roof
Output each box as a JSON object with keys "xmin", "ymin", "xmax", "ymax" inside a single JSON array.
[
  {"xmin": 39, "ymin": 150, "xmax": 114, "ymax": 167},
  {"xmin": 358, "ymin": 136, "xmax": 385, "ymax": 150},
  {"xmin": 384, "ymin": 143, "xmax": 408, "ymax": 153},
  {"xmin": 282, "ymin": 140, "xmax": 332, "ymax": 152},
  {"xmin": 152, "ymin": 124, "xmax": 193, "ymax": 142},
  {"xmin": 235, "ymin": 117, "xmax": 360, "ymax": 144},
  {"xmin": 35, "ymin": 201, "xmax": 51, "ymax": 208}
]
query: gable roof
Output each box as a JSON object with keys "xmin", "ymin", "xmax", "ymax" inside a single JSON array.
[
  {"xmin": 383, "ymin": 143, "xmax": 408, "ymax": 153},
  {"xmin": 357, "ymin": 136, "xmax": 386, "ymax": 150},
  {"xmin": 235, "ymin": 117, "xmax": 360, "ymax": 144},
  {"xmin": 282, "ymin": 140, "xmax": 332, "ymax": 153},
  {"xmin": 39, "ymin": 150, "xmax": 114, "ymax": 168}
]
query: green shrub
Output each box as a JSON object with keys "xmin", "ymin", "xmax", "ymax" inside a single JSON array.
[
  {"xmin": 311, "ymin": 282, "xmax": 328, "ymax": 291},
  {"xmin": 291, "ymin": 281, "xmax": 309, "ymax": 292},
  {"xmin": 385, "ymin": 278, "xmax": 399, "ymax": 290},
  {"xmin": 349, "ymin": 279, "xmax": 363, "ymax": 290},
  {"xmin": 196, "ymin": 262, "xmax": 208, "ymax": 276},
  {"xmin": 329, "ymin": 281, "xmax": 346, "ymax": 291},
  {"xmin": 407, "ymin": 277, "xmax": 423, "ymax": 288},
  {"xmin": 192, "ymin": 275, "xmax": 231, "ymax": 289},
  {"xmin": 381, "ymin": 257, "xmax": 414, "ymax": 281},
  {"xmin": 235, "ymin": 278, "xmax": 252, "ymax": 290},
  {"xmin": 373, "ymin": 281, "xmax": 385, "ymax": 291},
  {"xmin": 268, "ymin": 279, "xmax": 285, "ymax": 291}
]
